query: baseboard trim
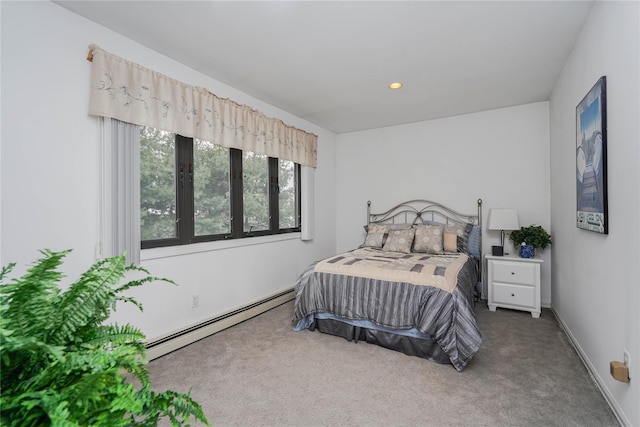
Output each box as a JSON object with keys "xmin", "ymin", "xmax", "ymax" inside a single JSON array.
[
  {"xmin": 551, "ymin": 306, "xmax": 630, "ymax": 427},
  {"xmin": 145, "ymin": 288, "xmax": 295, "ymax": 361}
]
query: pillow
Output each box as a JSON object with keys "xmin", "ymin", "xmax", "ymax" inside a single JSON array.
[
  {"xmin": 363, "ymin": 224, "xmax": 412, "ymax": 248},
  {"xmin": 459, "ymin": 223, "xmax": 473, "ymax": 253},
  {"xmin": 413, "ymin": 225, "xmax": 444, "ymax": 254},
  {"xmin": 362, "ymin": 231, "xmax": 387, "ymax": 248},
  {"xmin": 367, "ymin": 224, "xmax": 389, "ymax": 234},
  {"xmin": 443, "ymin": 223, "xmax": 473, "ymax": 253},
  {"xmin": 467, "ymin": 225, "xmax": 481, "ymax": 259},
  {"xmin": 443, "ymin": 232, "xmax": 458, "ymax": 252},
  {"xmin": 369, "ymin": 223, "xmax": 412, "ymax": 232},
  {"xmin": 382, "ymin": 228, "xmax": 416, "ymax": 254}
]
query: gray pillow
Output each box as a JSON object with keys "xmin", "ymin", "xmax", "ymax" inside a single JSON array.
[
  {"xmin": 413, "ymin": 225, "xmax": 444, "ymax": 254},
  {"xmin": 382, "ymin": 228, "xmax": 416, "ymax": 254},
  {"xmin": 363, "ymin": 231, "xmax": 387, "ymax": 248}
]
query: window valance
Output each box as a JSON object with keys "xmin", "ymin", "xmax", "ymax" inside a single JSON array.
[{"xmin": 87, "ymin": 44, "xmax": 317, "ymax": 168}]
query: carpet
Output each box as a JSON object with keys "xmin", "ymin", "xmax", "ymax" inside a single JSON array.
[{"xmin": 147, "ymin": 300, "xmax": 618, "ymax": 426}]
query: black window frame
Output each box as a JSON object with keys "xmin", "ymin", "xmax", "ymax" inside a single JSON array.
[{"xmin": 141, "ymin": 134, "xmax": 301, "ymax": 249}]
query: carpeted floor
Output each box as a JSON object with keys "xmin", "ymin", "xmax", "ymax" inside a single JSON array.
[{"xmin": 147, "ymin": 300, "xmax": 619, "ymax": 426}]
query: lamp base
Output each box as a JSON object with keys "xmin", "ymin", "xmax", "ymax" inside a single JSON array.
[{"xmin": 491, "ymin": 246, "xmax": 504, "ymax": 256}]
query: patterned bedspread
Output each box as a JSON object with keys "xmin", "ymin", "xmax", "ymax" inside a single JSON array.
[{"xmin": 293, "ymin": 247, "xmax": 482, "ymax": 371}]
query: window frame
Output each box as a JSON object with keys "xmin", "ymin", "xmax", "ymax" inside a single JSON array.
[{"xmin": 141, "ymin": 133, "xmax": 301, "ymax": 249}]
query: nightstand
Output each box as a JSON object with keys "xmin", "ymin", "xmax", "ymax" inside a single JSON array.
[{"xmin": 486, "ymin": 254, "xmax": 543, "ymax": 318}]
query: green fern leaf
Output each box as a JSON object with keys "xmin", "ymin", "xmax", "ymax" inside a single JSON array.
[
  {"xmin": 1, "ymin": 250, "xmax": 210, "ymax": 426},
  {"xmin": 1, "ymin": 250, "xmax": 69, "ymax": 342}
]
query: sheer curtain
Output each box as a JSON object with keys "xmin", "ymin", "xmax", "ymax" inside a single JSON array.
[{"xmin": 102, "ymin": 118, "xmax": 140, "ymax": 264}]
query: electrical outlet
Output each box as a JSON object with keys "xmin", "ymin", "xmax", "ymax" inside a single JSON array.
[
  {"xmin": 191, "ymin": 294, "xmax": 200, "ymax": 309},
  {"xmin": 624, "ymin": 350, "xmax": 631, "ymax": 378}
]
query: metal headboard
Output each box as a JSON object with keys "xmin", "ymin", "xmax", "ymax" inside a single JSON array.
[
  {"xmin": 367, "ymin": 198, "xmax": 484, "ymax": 294},
  {"xmin": 367, "ymin": 199, "xmax": 482, "ymax": 228}
]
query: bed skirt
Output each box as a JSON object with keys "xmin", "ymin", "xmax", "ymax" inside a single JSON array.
[{"xmin": 308, "ymin": 318, "xmax": 451, "ymax": 364}]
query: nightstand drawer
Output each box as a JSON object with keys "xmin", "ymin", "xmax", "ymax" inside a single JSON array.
[
  {"xmin": 491, "ymin": 261, "xmax": 537, "ymax": 286},
  {"xmin": 492, "ymin": 283, "xmax": 535, "ymax": 308}
]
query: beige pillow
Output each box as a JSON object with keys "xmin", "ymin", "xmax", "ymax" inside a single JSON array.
[
  {"xmin": 413, "ymin": 225, "xmax": 444, "ymax": 254},
  {"xmin": 382, "ymin": 228, "xmax": 416, "ymax": 254},
  {"xmin": 443, "ymin": 223, "xmax": 472, "ymax": 253},
  {"xmin": 444, "ymin": 232, "xmax": 458, "ymax": 252}
]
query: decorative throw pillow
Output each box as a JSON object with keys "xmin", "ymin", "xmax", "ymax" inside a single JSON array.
[
  {"xmin": 368, "ymin": 223, "xmax": 412, "ymax": 233},
  {"xmin": 467, "ymin": 225, "xmax": 481, "ymax": 258},
  {"xmin": 443, "ymin": 232, "xmax": 458, "ymax": 252},
  {"xmin": 413, "ymin": 225, "xmax": 444, "ymax": 254},
  {"xmin": 362, "ymin": 231, "xmax": 387, "ymax": 248},
  {"xmin": 382, "ymin": 228, "xmax": 416, "ymax": 254},
  {"xmin": 443, "ymin": 223, "xmax": 473, "ymax": 253},
  {"xmin": 367, "ymin": 224, "xmax": 389, "ymax": 234}
]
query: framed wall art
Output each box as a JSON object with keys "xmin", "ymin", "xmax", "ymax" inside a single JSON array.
[{"xmin": 576, "ymin": 76, "xmax": 608, "ymax": 234}]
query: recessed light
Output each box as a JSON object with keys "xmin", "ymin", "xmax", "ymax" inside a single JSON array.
[{"xmin": 388, "ymin": 82, "xmax": 403, "ymax": 89}]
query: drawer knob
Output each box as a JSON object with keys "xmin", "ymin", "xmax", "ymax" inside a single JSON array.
[
  {"xmin": 511, "ymin": 272, "xmax": 515, "ymax": 275},
  {"xmin": 511, "ymin": 293, "xmax": 515, "ymax": 297}
]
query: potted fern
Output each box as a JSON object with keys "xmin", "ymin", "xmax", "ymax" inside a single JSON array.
[
  {"xmin": 0, "ymin": 249, "xmax": 210, "ymax": 426},
  {"xmin": 509, "ymin": 225, "xmax": 552, "ymax": 258}
]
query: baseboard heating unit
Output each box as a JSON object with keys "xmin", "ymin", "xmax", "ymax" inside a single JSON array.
[{"xmin": 145, "ymin": 288, "xmax": 295, "ymax": 361}]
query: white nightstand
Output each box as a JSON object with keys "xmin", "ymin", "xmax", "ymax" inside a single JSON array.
[{"xmin": 486, "ymin": 254, "xmax": 543, "ymax": 318}]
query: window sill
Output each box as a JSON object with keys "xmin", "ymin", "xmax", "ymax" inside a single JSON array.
[{"xmin": 141, "ymin": 232, "xmax": 302, "ymax": 261}]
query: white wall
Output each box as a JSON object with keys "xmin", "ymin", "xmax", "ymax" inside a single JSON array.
[
  {"xmin": 0, "ymin": 1, "xmax": 337, "ymax": 340},
  {"xmin": 335, "ymin": 102, "xmax": 552, "ymax": 302},
  {"xmin": 549, "ymin": 2, "xmax": 639, "ymax": 425},
  {"xmin": 3, "ymin": 2, "xmax": 637, "ymax": 424}
]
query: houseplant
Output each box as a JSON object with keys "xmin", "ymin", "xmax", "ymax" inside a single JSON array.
[
  {"xmin": 0, "ymin": 249, "xmax": 210, "ymax": 426},
  {"xmin": 509, "ymin": 225, "xmax": 552, "ymax": 258}
]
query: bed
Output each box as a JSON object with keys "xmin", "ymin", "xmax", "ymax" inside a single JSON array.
[{"xmin": 292, "ymin": 199, "xmax": 483, "ymax": 371}]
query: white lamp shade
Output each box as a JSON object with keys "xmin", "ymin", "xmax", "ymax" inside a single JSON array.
[{"xmin": 487, "ymin": 209, "xmax": 520, "ymax": 231}]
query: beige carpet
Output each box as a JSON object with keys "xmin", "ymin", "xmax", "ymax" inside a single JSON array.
[{"xmin": 147, "ymin": 300, "xmax": 618, "ymax": 426}]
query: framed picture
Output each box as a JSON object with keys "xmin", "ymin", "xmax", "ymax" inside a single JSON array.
[{"xmin": 576, "ymin": 76, "xmax": 607, "ymax": 234}]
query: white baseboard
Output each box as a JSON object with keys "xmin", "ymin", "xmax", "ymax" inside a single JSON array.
[
  {"xmin": 551, "ymin": 306, "xmax": 630, "ymax": 427},
  {"xmin": 145, "ymin": 289, "xmax": 295, "ymax": 361}
]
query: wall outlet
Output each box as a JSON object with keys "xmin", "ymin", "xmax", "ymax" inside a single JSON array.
[
  {"xmin": 191, "ymin": 294, "xmax": 200, "ymax": 309},
  {"xmin": 624, "ymin": 350, "xmax": 631, "ymax": 378}
]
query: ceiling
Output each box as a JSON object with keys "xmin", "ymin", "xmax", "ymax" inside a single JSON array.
[{"xmin": 55, "ymin": 1, "xmax": 595, "ymax": 134}]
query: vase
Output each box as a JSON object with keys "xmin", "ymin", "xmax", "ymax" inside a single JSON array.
[{"xmin": 519, "ymin": 244, "xmax": 535, "ymax": 259}]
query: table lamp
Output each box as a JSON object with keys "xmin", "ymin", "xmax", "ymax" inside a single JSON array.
[{"xmin": 488, "ymin": 208, "xmax": 519, "ymax": 256}]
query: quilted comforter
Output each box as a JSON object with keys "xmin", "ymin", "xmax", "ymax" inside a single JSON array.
[{"xmin": 293, "ymin": 247, "xmax": 482, "ymax": 371}]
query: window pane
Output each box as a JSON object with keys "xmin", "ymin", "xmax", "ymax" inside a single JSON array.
[
  {"xmin": 140, "ymin": 127, "xmax": 177, "ymax": 240},
  {"xmin": 279, "ymin": 160, "xmax": 298, "ymax": 229},
  {"xmin": 243, "ymin": 152, "xmax": 269, "ymax": 232},
  {"xmin": 193, "ymin": 139, "xmax": 231, "ymax": 236}
]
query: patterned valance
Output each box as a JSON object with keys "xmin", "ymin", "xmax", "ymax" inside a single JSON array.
[{"xmin": 87, "ymin": 44, "xmax": 317, "ymax": 168}]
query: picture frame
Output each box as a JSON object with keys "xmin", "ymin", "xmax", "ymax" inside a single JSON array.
[{"xmin": 576, "ymin": 76, "xmax": 608, "ymax": 234}]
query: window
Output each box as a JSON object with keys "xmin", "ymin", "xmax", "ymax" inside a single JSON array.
[
  {"xmin": 140, "ymin": 127, "xmax": 301, "ymax": 249},
  {"xmin": 140, "ymin": 127, "xmax": 177, "ymax": 241}
]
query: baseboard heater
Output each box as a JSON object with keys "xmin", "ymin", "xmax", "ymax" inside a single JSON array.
[{"xmin": 145, "ymin": 288, "xmax": 295, "ymax": 361}]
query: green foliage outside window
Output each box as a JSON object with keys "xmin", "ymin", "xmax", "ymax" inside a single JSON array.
[
  {"xmin": 193, "ymin": 139, "xmax": 231, "ymax": 236},
  {"xmin": 140, "ymin": 126, "xmax": 299, "ymax": 244},
  {"xmin": 140, "ymin": 127, "xmax": 177, "ymax": 241},
  {"xmin": 243, "ymin": 152, "xmax": 269, "ymax": 232},
  {"xmin": 278, "ymin": 159, "xmax": 297, "ymax": 229}
]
